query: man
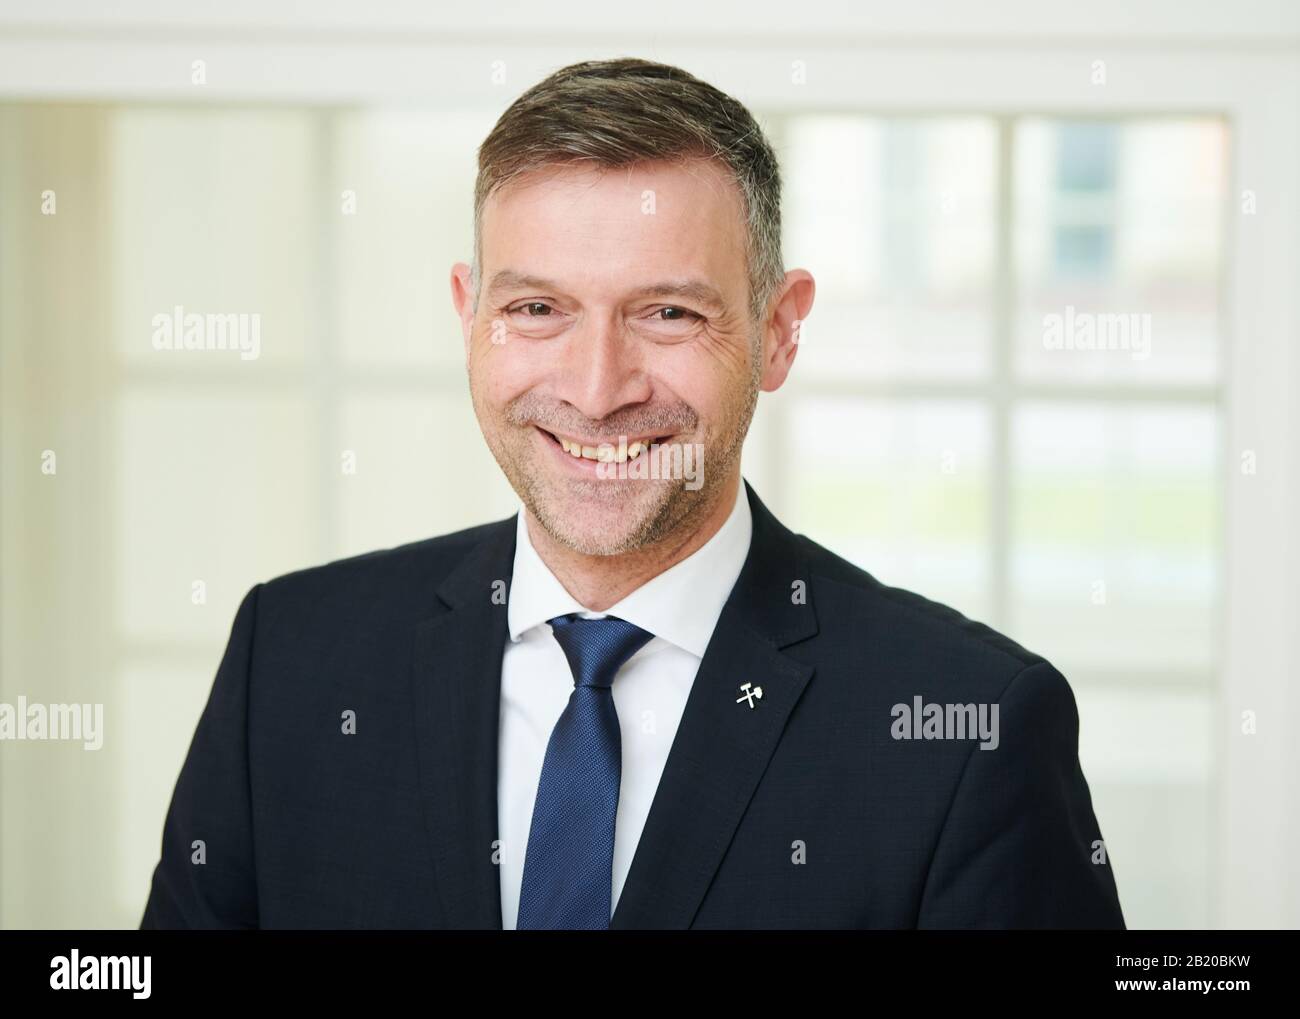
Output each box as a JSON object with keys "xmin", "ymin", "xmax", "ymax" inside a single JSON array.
[{"xmin": 141, "ymin": 57, "xmax": 1123, "ymax": 929}]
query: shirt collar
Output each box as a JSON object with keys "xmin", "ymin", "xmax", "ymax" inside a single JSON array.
[{"xmin": 506, "ymin": 481, "xmax": 753, "ymax": 658}]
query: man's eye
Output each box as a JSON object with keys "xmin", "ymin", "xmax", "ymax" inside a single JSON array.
[
  {"xmin": 655, "ymin": 306, "xmax": 700, "ymax": 321},
  {"xmin": 509, "ymin": 302, "xmax": 553, "ymax": 317}
]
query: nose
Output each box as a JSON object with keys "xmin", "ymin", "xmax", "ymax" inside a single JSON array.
[{"xmin": 554, "ymin": 315, "xmax": 652, "ymax": 423}]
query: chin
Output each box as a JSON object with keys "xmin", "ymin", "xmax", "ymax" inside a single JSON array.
[{"xmin": 531, "ymin": 480, "xmax": 670, "ymax": 556}]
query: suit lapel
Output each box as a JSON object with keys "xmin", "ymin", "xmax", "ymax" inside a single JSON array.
[
  {"xmin": 410, "ymin": 516, "xmax": 516, "ymax": 929},
  {"xmin": 610, "ymin": 481, "xmax": 818, "ymax": 928}
]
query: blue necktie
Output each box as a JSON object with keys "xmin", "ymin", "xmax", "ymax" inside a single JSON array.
[{"xmin": 515, "ymin": 613, "xmax": 654, "ymax": 929}]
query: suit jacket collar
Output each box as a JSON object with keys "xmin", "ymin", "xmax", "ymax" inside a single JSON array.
[{"xmin": 410, "ymin": 478, "xmax": 818, "ymax": 928}]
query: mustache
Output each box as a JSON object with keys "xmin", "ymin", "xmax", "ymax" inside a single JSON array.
[{"xmin": 505, "ymin": 391, "xmax": 697, "ymax": 438}]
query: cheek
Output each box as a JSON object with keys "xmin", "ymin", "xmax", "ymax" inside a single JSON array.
[
  {"xmin": 648, "ymin": 370, "xmax": 718, "ymax": 437},
  {"xmin": 471, "ymin": 336, "xmax": 540, "ymax": 407},
  {"xmin": 656, "ymin": 338, "xmax": 752, "ymax": 415}
]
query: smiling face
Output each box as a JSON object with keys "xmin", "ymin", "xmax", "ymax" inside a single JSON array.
[{"xmin": 453, "ymin": 158, "xmax": 775, "ymax": 557}]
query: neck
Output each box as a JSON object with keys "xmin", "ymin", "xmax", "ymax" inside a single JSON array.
[{"xmin": 525, "ymin": 472, "xmax": 741, "ymax": 612}]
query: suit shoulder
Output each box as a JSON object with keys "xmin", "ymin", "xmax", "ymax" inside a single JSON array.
[{"xmin": 794, "ymin": 532, "xmax": 1046, "ymax": 676}]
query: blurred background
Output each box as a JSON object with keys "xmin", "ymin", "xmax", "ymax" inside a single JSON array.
[{"xmin": 1, "ymin": 0, "xmax": 1297, "ymax": 930}]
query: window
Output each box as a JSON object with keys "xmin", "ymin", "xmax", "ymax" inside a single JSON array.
[
  {"xmin": 769, "ymin": 113, "xmax": 1227, "ymax": 928},
  {"xmin": 0, "ymin": 102, "xmax": 1230, "ymax": 929}
]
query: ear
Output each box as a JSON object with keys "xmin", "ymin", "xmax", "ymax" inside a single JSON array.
[
  {"xmin": 449, "ymin": 261, "xmax": 476, "ymax": 359},
  {"xmin": 759, "ymin": 269, "xmax": 815, "ymax": 393}
]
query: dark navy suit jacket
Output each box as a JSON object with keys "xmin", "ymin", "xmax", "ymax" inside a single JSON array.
[{"xmin": 140, "ymin": 479, "xmax": 1124, "ymax": 929}]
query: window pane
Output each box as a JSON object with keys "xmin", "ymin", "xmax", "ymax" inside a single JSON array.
[
  {"xmin": 110, "ymin": 109, "xmax": 317, "ymax": 368},
  {"xmin": 333, "ymin": 111, "xmax": 494, "ymax": 370},
  {"xmin": 1014, "ymin": 118, "xmax": 1227, "ymax": 384},
  {"xmin": 781, "ymin": 116, "xmax": 996, "ymax": 380},
  {"xmin": 784, "ymin": 397, "xmax": 991, "ymax": 621},
  {"xmin": 115, "ymin": 389, "xmax": 318, "ymax": 643},
  {"xmin": 1010, "ymin": 403, "xmax": 1219, "ymax": 673},
  {"xmin": 337, "ymin": 390, "xmax": 516, "ymax": 555},
  {"xmin": 115, "ymin": 658, "xmax": 218, "ymax": 922},
  {"xmin": 1078, "ymin": 687, "xmax": 1213, "ymax": 929}
]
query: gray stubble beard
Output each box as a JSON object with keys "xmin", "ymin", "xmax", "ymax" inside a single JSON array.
[{"xmin": 470, "ymin": 329, "xmax": 763, "ymax": 558}]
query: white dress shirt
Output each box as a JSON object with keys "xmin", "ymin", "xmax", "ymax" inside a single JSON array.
[{"xmin": 498, "ymin": 481, "xmax": 753, "ymax": 928}]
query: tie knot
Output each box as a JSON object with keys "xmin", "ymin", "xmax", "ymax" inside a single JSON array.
[{"xmin": 547, "ymin": 613, "xmax": 654, "ymax": 689}]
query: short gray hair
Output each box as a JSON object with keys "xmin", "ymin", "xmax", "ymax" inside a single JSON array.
[{"xmin": 472, "ymin": 57, "xmax": 784, "ymax": 323}]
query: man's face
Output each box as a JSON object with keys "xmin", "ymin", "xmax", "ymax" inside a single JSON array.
[{"xmin": 454, "ymin": 159, "xmax": 766, "ymax": 556}]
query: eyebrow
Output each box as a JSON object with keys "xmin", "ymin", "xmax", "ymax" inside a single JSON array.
[{"xmin": 487, "ymin": 270, "xmax": 728, "ymax": 313}]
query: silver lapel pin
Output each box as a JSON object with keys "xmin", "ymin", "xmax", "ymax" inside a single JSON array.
[{"xmin": 736, "ymin": 683, "xmax": 763, "ymax": 709}]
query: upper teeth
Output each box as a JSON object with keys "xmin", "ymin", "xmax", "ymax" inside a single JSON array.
[{"xmin": 558, "ymin": 435, "xmax": 649, "ymax": 463}]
